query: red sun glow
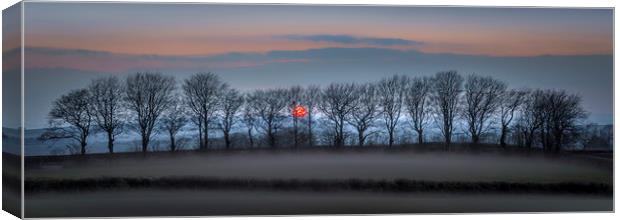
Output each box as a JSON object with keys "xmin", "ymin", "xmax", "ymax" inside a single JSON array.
[{"xmin": 292, "ymin": 105, "xmax": 308, "ymax": 118}]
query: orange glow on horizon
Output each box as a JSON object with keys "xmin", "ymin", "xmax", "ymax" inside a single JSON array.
[{"xmin": 23, "ymin": 19, "xmax": 612, "ymax": 57}]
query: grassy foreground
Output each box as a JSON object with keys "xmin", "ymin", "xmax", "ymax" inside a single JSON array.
[{"xmin": 21, "ymin": 147, "xmax": 613, "ymax": 216}]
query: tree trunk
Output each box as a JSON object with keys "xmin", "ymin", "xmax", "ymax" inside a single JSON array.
[
  {"xmin": 169, "ymin": 133, "xmax": 176, "ymax": 152},
  {"xmin": 203, "ymin": 128, "xmax": 209, "ymax": 150},
  {"xmin": 268, "ymin": 126, "xmax": 276, "ymax": 148},
  {"xmin": 293, "ymin": 118, "xmax": 298, "ymax": 148},
  {"xmin": 247, "ymin": 128, "xmax": 254, "ymax": 148},
  {"xmin": 80, "ymin": 141, "xmax": 87, "ymax": 155},
  {"xmin": 79, "ymin": 128, "xmax": 89, "ymax": 155},
  {"xmin": 141, "ymin": 134, "xmax": 149, "ymax": 153},
  {"xmin": 358, "ymin": 129, "xmax": 365, "ymax": 147},
  {"xmin": 554, "ymin": 131, "xmax": 563, "ymax": 153},
  {"xmin": 443, "ymin": 119, "xmax": 452, "ymax": 150},
  {"xmin": 203, "ymin": 123, "xmax": 209, "ymax": 150},
  {"xmin": 308, "ymin": 113, "xmax": 313, "ymax": 147},
  {"xmin": 540, "ymin": 129, "xmax": 547, "ymax": 151},
  {"xmin": 224, "ymin": 132, "xmax": 231, "ymax": 149},
  {"xmin": 499, "ymin": 125, "xmax": 508, "ymax": 148},
  {"xmin": 107, "ymin": 132, "xmax": 114, "ymax": 153},
  {"xmin": 471, "ymin": 134, "xmax": 480, "ymax": 144},
  {"xmin": 337, "ymin": 122, "xmax": 344, "ymax": 147},
  {"xmin": 168, "ymin": 130, "xmax": 177, "ymax": 152},
  {"xmin": 197, "ymin": 121, "xmax": 203, "ymax": 149},
  {"xmin": 445, "ymin": 133, "xmax": 451, "ymax": 151},
  {"xmin": 388, "ymin": 131, "xmax": 394, "ymax": 147},
  {"xmin": 416, "ymin": 129, "xmax": 424, "ymax": 144}
]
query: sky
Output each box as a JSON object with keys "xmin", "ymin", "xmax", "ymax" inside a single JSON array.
[
  {"xmin": 21, "ymin": 3, "xmax": 612, "ymax": 56},
  {"xmin": 3, "ymin": 2, "xmax": 613, "ymax": 128}
]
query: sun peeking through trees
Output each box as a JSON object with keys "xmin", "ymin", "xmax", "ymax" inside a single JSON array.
[
  {"xmin": 41, "ymin": 71, "xmax": 591, "ymax": 155},
  {"xmin": 292, "ymin": 105, "xmax": 308, "ymax": 118}
]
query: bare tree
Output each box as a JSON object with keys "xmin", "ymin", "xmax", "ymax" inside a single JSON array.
[
  {"xmin": 516, "ymin": 90, "xmax": 546, "ymax": 148},
  {"xmin": 303, "ymin": 85, "xmax": 321, "ymax": 146},
  {"xmin": 538, "ymin": 90, "xmax": 587, "ymax": 152},
  {"xmin": 190, "ymin": 115, "xmax": 204, "ymax": 149},
  {"xmin": 404, "ymin": 76, "xmax": 431, "ymax": 144},
  {"xmin": 183, "ymin": 72, "xmax": 228, "ymax": 150},
  {"xmin": 318, "ymin": 83, "xmax": 357, "ymax": 147},
  {"xmin": 431, "ymin": 71, "xmax": 463, "ymax": 147},
  {"xmin": 218, "ymin": 88, "xmax": 244, "ymax": 149},
  {"xmin": 125, "ymin": 72, "xmax": 176, "ymax": 153},
  {"xmin": 160, "ymin": 96, "xmax": 188, "ymax": 152},
  {"xmin": 377, "ymin": 75, "xmax": 407, "ymax": 147},
  {"xmin": 88, "ymin": 76, "xmax": 124, "ymax": 153},
  {"xmin": 42, "ymin": 89, "xmax": 92, "ymax": 155},
  {"xmin": 347, "ymin": 83, "xmax": 379, "ymax": 146},
  {"xmin": 242, "ymin": 94, "xmax": 258, "ymax": 148},
  {"xmin": 286, "ymin": 86, "xmax": 304, "ymax": 148},
  {"xmin": 462, "ymin": 74, "xmax": 506, "ymax": 144},
  {"xmin": 498, "ymin": 89, "xmax": 528, "ymax": 147},
  {"xmin": 248, "ymin": 89, "xmax": 288, "ymax": 148}
]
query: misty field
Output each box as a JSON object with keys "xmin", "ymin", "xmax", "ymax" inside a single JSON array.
[
  {"xmin": 25, "ymin": 149, "xmax": 612, "ymax": 184},
  {"xmin": 22, "ymin": 148, "xmax": 612, "ymax": 216}
]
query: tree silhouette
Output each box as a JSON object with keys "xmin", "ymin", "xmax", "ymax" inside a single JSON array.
[
  {"xmin": 303, "ymin": 85, "xmax": 321, "ymax": 147},
  {"xmin": 516, "ymin": 90, "xmax": 546, "ymax": 148},
  {"xmin": 160, "ymin": 96, "xmax": 188, "ymax": 151},
  {"xmin": 347, "ymin": 83, "xmax": 379, "ymax": 146},
  {"xmin": 183, "ymin": 72, "xmax": 227, "ymax": 150},
  {"xmin": 498, "ymin": 89, "xmax": 528, "ymax": 147},
  {"xmin": 242, "ymin": 94, "xmax": 258, "ymax": 148},
  {"xmin": 537, "ymin": 89, "xmax": 587, "ymax": 151},
  {"xmin": 431, "ymin": 71, "xmax": 463, "ymax": 148},
  {"xmin": 404, "ymin": 76, "xmax": 431, "ymax": 144},
  {"xmin": 41, "ymin": 69, "xmax": 595, "ymax": 153},
  {"xmin": 125, "ymin": 72, "xmax": 176, "ymax": 153},
  {"xmin": 43, "ymin": 89, "xmax": 92, "ymax": 155},
  {"xmin": 190, "ymin": 115, "xmax": 204, "ymax": 149},
  {"xmin": 462, "ymin": 74, "xmax": 506, "ymax": 144},
  {"xmin": 286, "ymin": 86, "xmax": 304, "ymax": 148},
  {"xmin": 248, "ymin": 89, "xmax": 288, "ymax": 148},
  {"xmin": 318, "ymin": 83, "xmax": 357, "ymax": 147},
  {"xmin": 219, "ymin": 88, "xmax": 244, "ymax": 149},
  {"xmin": 88, "ymin": 76, "xmax": 124, "ymax": 153},
  {"xmin": 378, "ymin": 75, "xmax": 407, "ymax": 147}
]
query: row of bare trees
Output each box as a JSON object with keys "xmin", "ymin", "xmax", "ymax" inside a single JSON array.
[
  {"xmin": 513, "ymin": 90, "xmax": 588, "ymax": 152},
  {"xmin": 43, "ymin": 71, "xmax": 588, "ymax": 155}
]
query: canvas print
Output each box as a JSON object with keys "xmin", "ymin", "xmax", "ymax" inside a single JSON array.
[{"xmin": 1, "ymin": 2, "xmax": 614, "ymax": 218}]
